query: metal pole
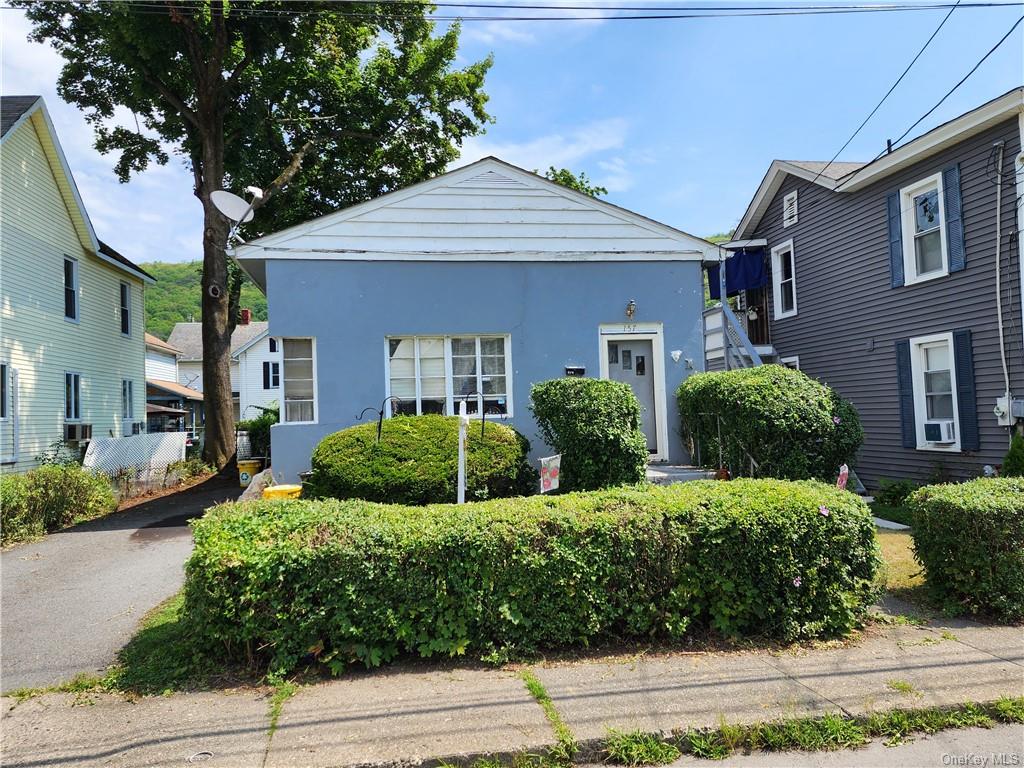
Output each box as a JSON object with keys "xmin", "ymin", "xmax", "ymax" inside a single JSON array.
[
  {"xmin": 457, "ymin": 399, "xmax": 468, "ymax": 504},
  {"xmin": 719, "ymin": 250, "xmax": 730, "ymax": 371}
]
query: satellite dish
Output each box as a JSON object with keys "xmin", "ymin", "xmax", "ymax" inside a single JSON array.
[{"xmin": 211, "ymin": 190, "xmax": 255, "ymax": 223}]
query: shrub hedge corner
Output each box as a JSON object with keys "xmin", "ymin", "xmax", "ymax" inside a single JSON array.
[
  {"xmin": 909, "ymin": 477, "xmax": 1024, "ymax": 621},
  {"xmin": 305, "ymin": 414, "xmax": 536, "ymax": 504},
  {"xmin": 1, "ymin": 464, "xmax": 117, "ymax": 545},
  {"xmin": 530, "ymin": 377, "xmax": 648, "ymax": 491},
  {"xmin": 182, "ymin": 478, "xmax": 880, "ymax": 674},
  {"xmin": 676, "ymin": 365, "xmax": 863, "ymax": 481}
]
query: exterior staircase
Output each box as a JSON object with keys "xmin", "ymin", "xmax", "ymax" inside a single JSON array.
[{"xmin": 703, "ymin": 304, "xmax": 777, "ymax": 371}]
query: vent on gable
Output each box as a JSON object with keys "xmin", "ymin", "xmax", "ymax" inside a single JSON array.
[
  {"xmin": 455, "ymin": 170, "xmax": 529, "ymax": 189},
  {"xmin": 783, "ymin": 190, "xmax": 798, "ymax": 227}
]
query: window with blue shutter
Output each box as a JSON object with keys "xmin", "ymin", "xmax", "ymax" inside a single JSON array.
[
  {"xmin": 952, "ymin": 329, "xmax": 978, "ymax": 451},
  {"xmin": 942, "ymin": 164, "xmax": 965, "ymax": 273},
  {"xmin": 895, "ymin": 339, "xmax": 916, "ymax": 448}
]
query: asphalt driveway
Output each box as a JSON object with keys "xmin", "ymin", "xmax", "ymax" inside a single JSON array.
[{"xmin": 1, "ymin": 476, "xmax": 237, "ymax": 692}]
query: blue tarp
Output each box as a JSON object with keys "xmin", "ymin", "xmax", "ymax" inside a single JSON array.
[{"xmin": 707, "ymin": 248, "xmax": 768, "ymax": 299}]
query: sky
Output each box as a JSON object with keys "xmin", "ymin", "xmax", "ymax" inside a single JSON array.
[{"xmin": 2, "ymin": 2, "xmax": 1022, "ymax": 264}]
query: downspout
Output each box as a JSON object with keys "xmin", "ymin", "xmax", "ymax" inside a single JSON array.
[{"xmin": 993, "ymin": 141, "xmax": 1012, "ymax": 432}]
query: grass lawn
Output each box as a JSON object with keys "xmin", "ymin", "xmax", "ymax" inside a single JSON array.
[
  {"xmin": 870, "ymin": 503, "xmax": 914, "ymax": 527},
  {"xmin": 875, "ymin": 528, "xmax": 927, "ymax": 604}
]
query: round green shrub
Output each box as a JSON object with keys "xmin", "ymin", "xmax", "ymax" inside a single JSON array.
[
  {"xmin": 1, "ymin": 465, "xmax": 117, "ymax": 545},
  {"xmin": 305, "ymin": 415, "xmax": 536, "ymax": 504},
  {"xmin": 909, "ymin": 477, "xmax": 1024, "ymax": 621},
  {"xmin": 677, "ymin": 365, "xmax": 863, "ymax": 481},
  {"xmin": 183, "ymin": 479, "xmax": 880, "ymax": 674},
  {"xmin": 530, "ymin": 378, "xmax": 648, "ymax": 491},
  {"xmin": 1003, "ymin": 433, "xmax": 1024, "ymax": 478}
]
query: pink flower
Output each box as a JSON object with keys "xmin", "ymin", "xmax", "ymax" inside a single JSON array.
[
  {"xmin": 819, "ymin": 505, "xmax": 830, "ymax": 517},
  {"xmin": 833, "ymin": 416, "xmax": 842, "ymax": 425},
  {"xmin": 793, "ymin": 577, "xmax": 802, "ymax": 587}
]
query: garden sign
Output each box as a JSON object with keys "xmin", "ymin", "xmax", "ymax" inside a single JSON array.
[{"xmin": 540, "ymin": 454, "xmax": 561, "ymax": 493}]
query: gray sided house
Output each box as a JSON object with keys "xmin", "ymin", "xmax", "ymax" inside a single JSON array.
[
  {"xmin": 235, "ymin": 157, "xmax": 718, "ymax": 482},
  {"xmin": 717, "ymin": 88, "xmax": 1024, "ymax": 488}
]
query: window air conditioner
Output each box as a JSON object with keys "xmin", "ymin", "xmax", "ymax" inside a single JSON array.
[
  {"xmin": 80, "ymin": 424, "xmax": 92, "ymax": 441},
  {"xmin": 64, "ymin": 423, "xmax": 79, "ymax": 441},
  {"xmin": 924, "ymin": 420, "xmax": 956, "ymax": 444}
]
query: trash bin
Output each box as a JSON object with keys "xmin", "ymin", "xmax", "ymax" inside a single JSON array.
[
  {"xmin": 238, "ymin": 459, "xmax": 262, "ymax": 488},
  {"xmin": 261, "ymin": 484, "xmax": 302, "ymax": 500}
]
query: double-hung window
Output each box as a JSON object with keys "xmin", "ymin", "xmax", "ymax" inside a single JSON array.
[
  {"xmin": 770, "ymin": 240, "xmax": 797, "ymax": 319},
  {"xmin": 119, "ymin": 282, "xmax": 131, "ymax": 335},
  {"xmin": 282, "ymin": 339, "xmax": 315, "ymax": 423},
  {"xmin": 65, "ymin": 372, "xmax": 81, "ymax": 421},
  {"xmin": 64, "ymin": 257, "xmax": 79, "ymax": 321},
  {"xmin": 900, "ymin": 173, "xmax": 947, "ymax": 283},
  {"xmin": 262, "ymin": 361, "xmax": 280, "ymax": 389},
  {"xmin": 387, "ymin": 335, "xmax": 512, "ymax": 417},
  {"xmin": 909, "ymin": 332, "xmax": 959, "ymax": 451},
  {"xmin": 122, "ymin": 379, "xmax": 134, "ymax": 420}
]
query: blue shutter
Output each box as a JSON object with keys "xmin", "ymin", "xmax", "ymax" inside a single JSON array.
[
  {"xmin": 887, "ymin": 192, "xmax": 904, "ymax": 288},
  {"xmin": 953, "ymin": 329, "xmax": 978, "ymax": 451},
  {"xmin": 895, "ymin": 339, "xmax": 916, "ymax": 449},
  {"xmin": 943, "ymin": 164, "xmax": 965, "ymax": 273}
]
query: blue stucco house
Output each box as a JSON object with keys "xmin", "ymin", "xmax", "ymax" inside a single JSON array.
[{"xmin": 235, "ymin": 157, "xmax": 718, "ymax": 482}]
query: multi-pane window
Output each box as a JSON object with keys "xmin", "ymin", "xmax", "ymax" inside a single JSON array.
[
  {"xmin": 921, "ymin": 342, "xmax": 954, "ymax": 421},
  {"xmin": 262, "ymin": 361, "xmax": 281, "ymax": 389},
  {"xmin": 65, "ymin": 372, "xmax": 81, "ymax": 421},
  {"xmin": 771, "ymin": 240, "xmax": 797, "ymax": 318},
  {"xmin": 122, "ymin": 379, "xmax": 134, "ymax": 419},
  {"xmin": 64, "ymin": 258, "xmax": 79, "ymax": 320},
  {"xmin": 900, "ymin": 174, "xmax": 947, "ymax": 282},
  {"xmin": 387, "ymin": 335, "xmax": 511, "ymax": 416},
  {"xmin": 282, "ymin": 339, "xmax": 315, "ymax": 423},
  {"xmin": 120, "ymin": 282, "xmax": 131, "ymax": 335}
]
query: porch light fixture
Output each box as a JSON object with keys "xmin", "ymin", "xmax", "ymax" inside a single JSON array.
[{"xmin": 626, "ymin": 299, "xmax": 636, "ymax": 319}]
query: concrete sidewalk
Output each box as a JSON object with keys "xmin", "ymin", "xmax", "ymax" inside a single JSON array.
[{"xmin": 2, "ymin": 618, "xmax": 1021, "ymax": 767}]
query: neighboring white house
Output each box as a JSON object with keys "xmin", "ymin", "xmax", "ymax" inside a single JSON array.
[
  {"xmin": 167, "ymin": 319, "xmax": 281, "ymax": 422},
  {"xmin": 144, "ymin": 333, "xmax": 203, "ymax": 434},
  {"xmin": 0, "ymin": 95, "xmax": 153, "ymax": 471}
]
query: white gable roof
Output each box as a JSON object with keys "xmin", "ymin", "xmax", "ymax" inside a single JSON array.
[{"xmin": 235, "ymin": 157, "xmax": 718, "ymax": 289}]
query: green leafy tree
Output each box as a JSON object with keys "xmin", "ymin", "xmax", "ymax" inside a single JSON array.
[
  {"xmin": 540, "ymin": 167, "xmax": 607, "ymax": 197},
  {"xmin": 17, "ymin": 1, "xmax": 491, "ymax": 468}
]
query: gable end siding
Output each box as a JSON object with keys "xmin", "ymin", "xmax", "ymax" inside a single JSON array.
[{"xmin": 752, "ymin": 118, "xmax": 1023, "ymax": 487}]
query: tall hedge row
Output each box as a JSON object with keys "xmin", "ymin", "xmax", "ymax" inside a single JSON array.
[
  {"xmin": 1, "ymin": 465, "xmax": 117, "ymax": 545},
  {"xmin": 305, "ymin": 415, "xmax": 536, "ymax": 504},
  {"xmin": 530, "ymin": 377, "xmax": 648, "ymax": 491},
  {"xmin": 910, "ymin": 477, "xmax": 1024, "ymax": 621},
  {"xmin": 183, "ymin": 479, "xmax": 879, "ymax": 674},
  {"xmin": 677, "ymin": 365, "xmax": 863, "ymax": 481}
]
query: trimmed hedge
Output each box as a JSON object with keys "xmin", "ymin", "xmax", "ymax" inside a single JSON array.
[
  {"xmin": 1, "ymin": 465, "xmax": 117, "ymax": 545},
  {"xmin": 183, "ymin": 479, "xmax": 880, "ymax": 673},
  {"xmin": 909, "ymin": 477, "xmax": 1024, "ymax": 621},
  {"xmin": 677, "ymin": 365, "xmax": 863, "ymax": 481},
  {"xmin": 530, "ymin": 378, "xmax": 648, "ymax": 491},
  {"xmin": 305, "ymin": 415, "xmax": 536, "ymax": 504}
]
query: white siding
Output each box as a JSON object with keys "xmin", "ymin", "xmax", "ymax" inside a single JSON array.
[
  {"xmin": 145, "ymin": 349, "xmax": 178, "ymax": 381},
  {"xmin": 177, "ymin": 360, "xmax": 238, "ymax": 394},
  {"xmin": 0, "ymin": 115, "xmax": 146, "ymax": 470},
  {"xmin": 237, "ymin": 337, "xmax": 282, "ymax": 419}
]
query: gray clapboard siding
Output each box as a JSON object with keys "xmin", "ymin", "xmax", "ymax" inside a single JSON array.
[{"xmin": 753, "ymin": 118, "xmax": 1023, "ymax": 487}]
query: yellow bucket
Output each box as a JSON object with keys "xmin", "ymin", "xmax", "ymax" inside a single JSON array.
[
  {"xmin": 262, "ymin": 484, "xmax": 302, "ymax": 500},
  {"xmin": 238, "ymin": 459, "xmax": 262, "ymax": 488}
]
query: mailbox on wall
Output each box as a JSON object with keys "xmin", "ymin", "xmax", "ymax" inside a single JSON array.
[{"xmin": 564, "ymin": 366, "xmax": 586, "ymax": 377}]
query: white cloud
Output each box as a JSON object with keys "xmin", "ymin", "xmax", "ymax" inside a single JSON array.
[{"xmin": 458, "ymin": 117, "xmax": 629, "ymax": 173}]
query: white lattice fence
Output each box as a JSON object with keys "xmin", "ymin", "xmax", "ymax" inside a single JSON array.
[{"xmin": 83, "ymin": 433, "xmax": 188, "ymax": 496}]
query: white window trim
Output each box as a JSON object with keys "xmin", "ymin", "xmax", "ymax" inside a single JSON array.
[
  {"xmin": 281, "ymin": 337, "xmax": 317, "ymax": 424},
  {"xmin": 65, "ymin": 371, "xmax": 82, "ymax": 422},
  {"xmin": 383, "ymin": 335, "xmax": 514, "ymax": 419},
  {"xmin": 120, "ymin": 282, "xmax": 132, "ymax": 337},
  {"xmin": 771, "ymin": 239, "xmax": 798, "ymax": 320},
  {"xmin": 64, "ymin": 257, "xmax": 80, "ymax": 324},
  {"xmin": 783, "ymin": 190, "xmax": 798, "ymax": 227},
  {"xmin": 780, "ymin": 355, "xmax": 801, "ymax": 370},
  {"xmin": 909, "ymin": 331, "xmax": 960, "ymax": 453},
  {"xmin": 900, "ymin": 172, "xmax": 949, "ymax": 286}
]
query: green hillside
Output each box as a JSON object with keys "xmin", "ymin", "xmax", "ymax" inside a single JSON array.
[{"xmin": 142, "ymin": 261, "xmax": 267, "ymax": 339}]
